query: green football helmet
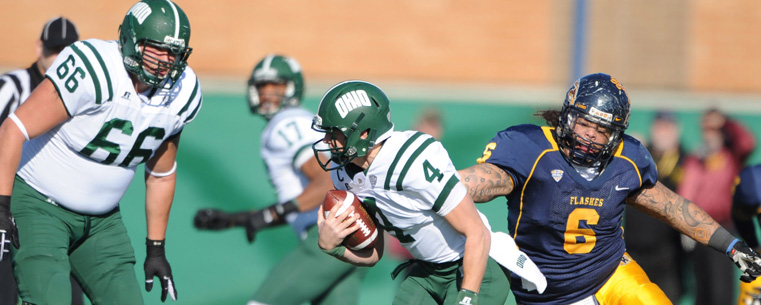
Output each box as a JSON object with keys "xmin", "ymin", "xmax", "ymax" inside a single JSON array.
[
  {"xmin": 247, "ymin": 54, "xmax": 304, "ymax": 119},
  {"xmin": 118, "ymin": 0, "xmax": 192, "ymax": 89},
  {"xmin": 312, "ymin": 80, "xmax": 395, "ymax": 171}
]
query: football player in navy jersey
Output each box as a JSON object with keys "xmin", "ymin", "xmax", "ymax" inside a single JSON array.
[
  {"xmin": 732, "ymin": 164, "xmax": 761, "ymax": 305},
  {"xmin": 314, "ymin": 80, "xmax": 550, "ymax": 305},
  {"xmin": 458, "ymin": 72, "xmax": 761, "ymax": 305}
]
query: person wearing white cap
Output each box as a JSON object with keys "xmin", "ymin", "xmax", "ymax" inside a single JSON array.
[{"xmin": 0, "ymin": 16, "xmax": 81, "ymax": 305}]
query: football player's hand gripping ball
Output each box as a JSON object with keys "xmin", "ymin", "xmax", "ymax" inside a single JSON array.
[
  {"xmin": 0, "ymin": 195, "xmax": 18, "ymax": 262},
  {"xmin": 729, "ymin": 240, "xmax": 761, "ymax": 283},
  {"xmin": 144, "ymin": 239, "xmax": 178, "ymax": 302}
]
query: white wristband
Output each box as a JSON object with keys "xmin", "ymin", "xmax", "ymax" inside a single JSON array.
[
  {"xmin": 146, "ymin": 161, "xmax": 177, "ymax": 177},
  {"xmin": 8, "ymin": 113, "xmax": 29, "ymax": 141}
]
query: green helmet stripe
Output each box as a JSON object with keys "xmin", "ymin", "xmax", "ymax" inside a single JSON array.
[
  {"xmin": 383, "ymin": 132, "xmax": 424, "ymax": 190},
  {"xmin": 164, "ymin": 0, "xmax": 181, "ymax": 39},
  {"xmin": 432, "ymin": 175, "xmax": 460, "ymax": 212},
  {"xmin": 262, "ymin": 54, "xmax": 274, "ymax": 70},
  {"xmin": 395, "ymin": 136, "xmax": 435, "ymax": 191},
  {"xmin": 81, "ymin": 41, "xmax": 113, "ymax": 102},
  {"xmin": 69, "ymin": 44, "xmax": 102, "ymax": 104}
]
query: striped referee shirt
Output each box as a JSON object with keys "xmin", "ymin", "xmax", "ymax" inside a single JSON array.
[{"xmin": 0, "ymin": 62, "xmax": 44, "ymax": 124}]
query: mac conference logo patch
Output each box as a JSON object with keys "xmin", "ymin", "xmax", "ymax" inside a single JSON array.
[
  {"xmin": 551, "ymin": 169, "xmax": 564, "ymax": 182},
  {"xmin": 369, "ymin": 175, "xmax": 377, "ymax": 188}
]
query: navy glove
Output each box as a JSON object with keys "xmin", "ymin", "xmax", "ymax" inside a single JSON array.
[
  {"xmin": 728, "ymin": 240, "xmax": 761, "ymax": 283},
  {"xmin": 144, "ymin": 239, "xmax": 177, "ymax": 302},
  {"xmin": 0, "ymin": 195, "xmax": 18, "ymax": 262}
]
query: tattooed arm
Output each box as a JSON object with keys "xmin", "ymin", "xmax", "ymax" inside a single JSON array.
[
  {"xmin": 458, "ymin": 163, "xmax": 514, "ymax": 203},
  {"xmin": 627, "ymin": 181, "xmax": 719, "ymax": 245},
  {"xmin": 629, "ymin": 181, "xmax": 761, "ymax": 282}
]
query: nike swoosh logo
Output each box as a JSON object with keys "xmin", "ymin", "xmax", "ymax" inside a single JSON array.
[{"xmin": 615, "ymin": 185, "xmax": 630, "ymax": 191}]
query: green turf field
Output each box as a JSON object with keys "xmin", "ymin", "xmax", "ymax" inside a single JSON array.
[{"xmin": 111, "ymin": 91, "xmax": 760, "ymax": 305}]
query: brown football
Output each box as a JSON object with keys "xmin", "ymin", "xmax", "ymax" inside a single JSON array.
[{"xmin": 322, "ymin": 190, "xmax": 378, "ymax": 250}]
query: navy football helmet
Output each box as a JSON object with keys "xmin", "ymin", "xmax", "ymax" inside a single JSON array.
[{"xmin": 557, "ymin": 73, "xmax": 630, "ymax": 167}]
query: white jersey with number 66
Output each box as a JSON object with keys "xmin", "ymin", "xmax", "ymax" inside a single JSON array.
[{"xmin": 17, "ymin": 39, "xmax": 202, "ymax": 215}]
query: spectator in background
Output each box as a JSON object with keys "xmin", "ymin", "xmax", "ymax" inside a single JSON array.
[
  {"xmin": 0, "ymin": 16, "xmax": 83, "ymax": 305},
  {"xmin": 624, "ymin": 111, "xmax": 687, "ymax": 303},
  {"xmin": 678, "ymin": 108, "xmax": 757, "ymax": 305},
  {"xmin": 413, "ymin": 107, "xmax": 445, "ymax": 141}
]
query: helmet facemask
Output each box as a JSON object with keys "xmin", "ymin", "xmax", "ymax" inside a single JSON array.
[
  {"xmin": 312, "ymin": 113, "xmax": 379, "ymax": 171},
  {"xmin": 129, "ymin": 40, "xmax": 191, "ymax": 89},
  {"xmin": 248, "ymin": 80, "xmax": 300, "ymax": 120},
  {"xmin": 247, "ymin": 55, "xmax": 304, "ymax": 119},
  {"xmin": 119, "ymin": 0, "xmax": 192, "ymax": 90},
  {"xmin": 556, "ymin": 73, "xmax": 630, "ymax": 169},
  {"xmin": 557, "ymin": 109, "xmax": 624, "ymax": 168}
]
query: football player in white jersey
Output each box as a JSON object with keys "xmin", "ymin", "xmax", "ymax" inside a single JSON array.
[
  {"xmin": 0, "ymin": 16, "xmax": 86, "ymax": 305},
  {"xmin": 193, "ymin": 54, "xmax": 366, "ymax": 305},
  {"xmin": 312, "ymin": 81, "xmax": 546, "ymax": 305},
  {"xmin": 0, "ymin": 0, "xmax": 201, "ymax": 304}
]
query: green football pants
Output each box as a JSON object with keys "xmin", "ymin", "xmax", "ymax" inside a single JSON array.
[
  {"xmin": 251, "ymin": 225, "xmax": 368, "ymax": 305},
  {"xmin": 392, "ymin": 257, "xmax": 510, "ymax": 305},
  {"xmin": 11, "ymin": 176, "xmax": 143, "ymax": 305}
]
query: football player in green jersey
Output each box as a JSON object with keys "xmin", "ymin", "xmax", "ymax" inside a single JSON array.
[
  {"xmin": 313, "ymin": 80, "xmax": 546, "ymax": 305},
  {"xmin": 0, "ymin": 0, "xmax": 201, "ymax": 304},
  {"xmin": 193, "ymin": 54, "xmax": 367, "ymax": 305},
  {"xmin": 457, "ymin": 73, "xmax": 761, "ymax": 304}
]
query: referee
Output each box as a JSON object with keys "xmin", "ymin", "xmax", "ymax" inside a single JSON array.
[
  {"xmin": 0, "ymin": 16, "xmax": 79, "ymax": 123},
  {"xmin": 0, "ymin": 16, "xmax": 81, "ymax": 305}
]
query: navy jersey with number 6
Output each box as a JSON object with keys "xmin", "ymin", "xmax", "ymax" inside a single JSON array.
[{"xmin": 481, "ymin": 124, "xmax": 657, "ymax": 304}]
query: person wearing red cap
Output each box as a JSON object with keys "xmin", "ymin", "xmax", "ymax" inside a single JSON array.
[{"xmin": 0, "ymin": 16, "xmax": 81, "ymax": 305}]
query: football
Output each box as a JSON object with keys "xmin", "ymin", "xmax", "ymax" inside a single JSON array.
[{"xmin": 322, "ymin": 190, "xmax": 378, "ymax": 250}]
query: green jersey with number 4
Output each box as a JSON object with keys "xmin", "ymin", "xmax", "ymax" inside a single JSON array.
[{"xmin": 17, "ymin": 39, "xmax": 202, "ymax": 215}]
